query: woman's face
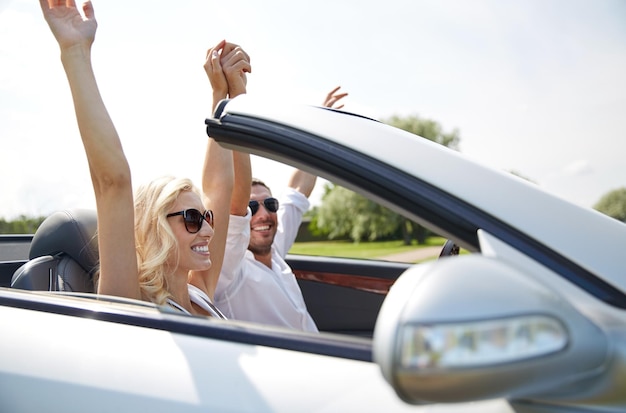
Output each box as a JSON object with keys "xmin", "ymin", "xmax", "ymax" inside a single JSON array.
[{"xmin": 166, "ymin": 191, "xmax": 214, "ymax": 275}]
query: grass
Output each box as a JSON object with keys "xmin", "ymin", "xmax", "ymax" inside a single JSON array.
[{"xmin": 289, "ymin": 237, "xmax": 447, "ymax": 260}]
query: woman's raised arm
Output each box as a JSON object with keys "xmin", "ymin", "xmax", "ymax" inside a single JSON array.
[{"xmin": 40, "ymin": 0, "xmax": 140, "ymax": 300}]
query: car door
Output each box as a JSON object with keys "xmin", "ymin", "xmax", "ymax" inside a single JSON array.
[
  {"xmin": 288, "ymin": 254, "xmax": 411, "ymax": 336},
  {"xmin": 1, "ymin": 287, "xmax": 513, "ymax": 413}
]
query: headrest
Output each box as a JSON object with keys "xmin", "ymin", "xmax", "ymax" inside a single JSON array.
[{"xmin": 29, "ymin": 209, "xmax": 99, "ymax": 273}]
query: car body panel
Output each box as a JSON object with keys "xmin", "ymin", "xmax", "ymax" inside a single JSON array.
[{"xmin": 0, "ymin": 288, "xmax": 512, "ymax": 413}]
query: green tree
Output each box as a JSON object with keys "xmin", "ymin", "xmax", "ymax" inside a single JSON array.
[
  {"xmin": 315, "ymin": 184, "xmax": 402, "ymax": 243},
  {"xmin": 312, "ymin": 114, "xmax": 460, "ymax": 244},
  {"xmin": 0, "ymin": 215, "xmax": 46, "ymax": 234},
  {"xmin": 382, "ymin": 114, "xmax": 460, "ymax": 150},
  {"xmin": 594, "ymin": 187, "xmax": 626, "ymax": 223}
]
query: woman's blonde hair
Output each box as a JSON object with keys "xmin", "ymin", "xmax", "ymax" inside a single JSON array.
[{"xmin": 133, "ymin": 176, "xmax": 201, "ymax": 305}]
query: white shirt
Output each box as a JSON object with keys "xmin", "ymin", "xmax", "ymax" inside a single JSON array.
[
  {"xmin": 215, "ymin": 188, "xmax": 318, "ymax": 332},
  {"xmin": 188, "ymin": 284, "xmax": 227, "ymax": 319},
  {"xmin": 167, "ymin": 284, "xmax": 226, "ymax": 319}
]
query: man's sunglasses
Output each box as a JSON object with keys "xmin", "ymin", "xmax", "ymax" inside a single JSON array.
[
  {"xmin": 249, "ymin": 197, "xmax": 279, "ymax": 216},
  {"xmin": 166, "ymin": 209, "xmax": 214, "ymax": 234}
]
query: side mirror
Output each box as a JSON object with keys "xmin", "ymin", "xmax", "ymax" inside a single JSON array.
[{"xmin": 373, "ymin": 255, "xmax": 608, "ymax": 404}]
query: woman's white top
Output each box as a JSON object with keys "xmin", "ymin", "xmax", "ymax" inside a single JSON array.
[{"xmin": 166, "ymin": 284, "xmax": 227, "ymax": 319}]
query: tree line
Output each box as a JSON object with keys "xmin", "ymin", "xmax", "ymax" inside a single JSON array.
[
  {"xmin": 0, "ymin": 215, "xmax": 46, "ymax": 235},
  {"xmin": 1, "ymin": 115, "xmax": 625, "ymax": 238}
]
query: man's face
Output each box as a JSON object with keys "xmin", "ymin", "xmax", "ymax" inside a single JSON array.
[{"xmin": 248, "ymin": 185, "xmax": 277, "ymax": 256}]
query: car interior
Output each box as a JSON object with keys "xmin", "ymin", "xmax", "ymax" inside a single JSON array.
[
  {"xmin": 10, "ymin": 209, "xmax": 98, "ymax": 293},
  {"xmin": 3, "ymin": 204, "xmax": 459, "ymax": 338},
  {"xmin": 1, "ymin": 207, "xmax": 386, "ymax": 336}
]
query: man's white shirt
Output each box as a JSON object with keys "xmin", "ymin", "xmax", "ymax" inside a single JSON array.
[{"xmin": 215, "ymin": 188, "xmax": 318, "ymax": 332}]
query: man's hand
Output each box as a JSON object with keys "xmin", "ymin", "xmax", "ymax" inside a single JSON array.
[
  {"xmin": 220, "ymin": 42, "xmax": 251, "ymax": 98},
  {"xmin": 323, "ymin": 86, "xmax": 348, "ymax": 109}
]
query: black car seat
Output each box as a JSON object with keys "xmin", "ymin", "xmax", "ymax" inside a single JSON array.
[{"xmin": 11, "ymin": 209, "xmax": 98, "ymax": 293}]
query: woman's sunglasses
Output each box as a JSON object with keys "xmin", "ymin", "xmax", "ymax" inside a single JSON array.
[
  {"xmin": 166, "ymin": 209, "xmax": 214, "ymax": 234},
  {"xmin": 249, "ymin": 197, "xmax": 279, "ymax": 216}
]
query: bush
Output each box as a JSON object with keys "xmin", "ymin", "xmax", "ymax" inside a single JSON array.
[{"xmin": 594, "ymin": 187, "xmax": 626, "ymax": 223}]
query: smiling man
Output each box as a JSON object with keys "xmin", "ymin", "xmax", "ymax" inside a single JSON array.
[
  {"xmin": 215, "ymin": 171, "xmax": 319, "ymax": 332},
  {"xmin": 214, "ymin": 87, "xmax": 346, "ymax": 332}
]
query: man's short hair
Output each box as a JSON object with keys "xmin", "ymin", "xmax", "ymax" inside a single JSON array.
[{"xmin": 251, "ymin": 178, "xmax": 272, "ymax": 194}]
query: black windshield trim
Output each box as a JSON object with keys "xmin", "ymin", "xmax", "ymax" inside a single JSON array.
[{"xmin": 205, "ymin": 111, "xmax": 626, "ymax": 309}]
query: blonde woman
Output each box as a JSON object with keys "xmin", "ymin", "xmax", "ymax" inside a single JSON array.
[{"xmin": 39, "ymin": 0, "xmax": 250, "ymax": 316}]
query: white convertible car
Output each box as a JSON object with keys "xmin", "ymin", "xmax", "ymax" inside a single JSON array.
[{"xmin": 1, "ymin": 96, "xmax": 625, "ymax": 412}]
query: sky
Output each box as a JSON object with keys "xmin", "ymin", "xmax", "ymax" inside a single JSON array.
[{"xmin": 1, "ymin": 0, "xmax": 625, "ymax": 220}]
